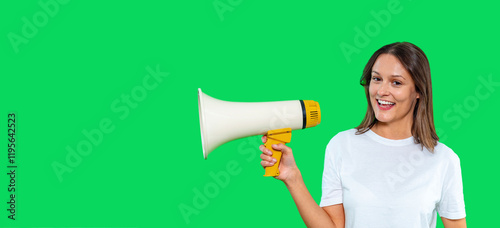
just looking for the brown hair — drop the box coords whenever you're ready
[355,42,439,152]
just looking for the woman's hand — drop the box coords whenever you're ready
[260,135,342,228]
[259,135,301,184]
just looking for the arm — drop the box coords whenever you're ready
[442,217,466,228]
[439,152,466,228]
[285,173,345,228]
[259,136,345,228]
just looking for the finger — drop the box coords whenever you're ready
[259,145,272,155]
[261,135,267,143]
[272,143,292,155]
[261,160,276,168]
[260,153,277,163]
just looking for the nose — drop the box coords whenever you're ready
[377,81,390,97]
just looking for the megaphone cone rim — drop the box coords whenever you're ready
[198,88,208,159]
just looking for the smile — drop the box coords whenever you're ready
[377,99,395,110]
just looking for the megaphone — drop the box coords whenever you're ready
[198,88,321,176]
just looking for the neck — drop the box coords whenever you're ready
[371,119,413,140]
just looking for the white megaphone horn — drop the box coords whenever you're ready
[198,88,321,176]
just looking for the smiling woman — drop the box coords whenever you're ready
[259,42,467,228]
[356,42,439,151]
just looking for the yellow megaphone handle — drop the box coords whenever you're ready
[263,128,292,177]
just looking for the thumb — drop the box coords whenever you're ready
[272,143,292,155]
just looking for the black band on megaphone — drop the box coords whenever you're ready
[299,100,306,129]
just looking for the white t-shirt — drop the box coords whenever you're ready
[319,129,466,228]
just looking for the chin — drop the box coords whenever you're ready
[374,114,394,123]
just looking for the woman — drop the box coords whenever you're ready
[259,42,466,228]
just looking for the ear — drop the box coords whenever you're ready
[416,92,420,99]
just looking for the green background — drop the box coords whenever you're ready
[1,0,499,227]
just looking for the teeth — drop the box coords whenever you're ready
[378,100,395,105]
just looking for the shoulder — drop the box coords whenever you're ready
[323,129,357,165]
[325,128,359,152]
[433,142,461,166]
[327,129,356,145]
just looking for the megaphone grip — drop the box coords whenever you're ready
[263,128,292,177]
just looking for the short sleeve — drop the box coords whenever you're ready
[437,151,466,219]
[319,135,344,207]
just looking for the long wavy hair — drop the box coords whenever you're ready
[355,42,439,152]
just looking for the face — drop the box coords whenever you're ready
[369,54,420,125]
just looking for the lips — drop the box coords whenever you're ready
[376,99,395,110]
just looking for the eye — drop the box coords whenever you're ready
[393,80,402,86]
[372,76,381,82]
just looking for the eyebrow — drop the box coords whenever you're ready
[372,71,406,80]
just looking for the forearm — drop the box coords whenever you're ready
[442,217,466,228]
[285,172,337,228]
